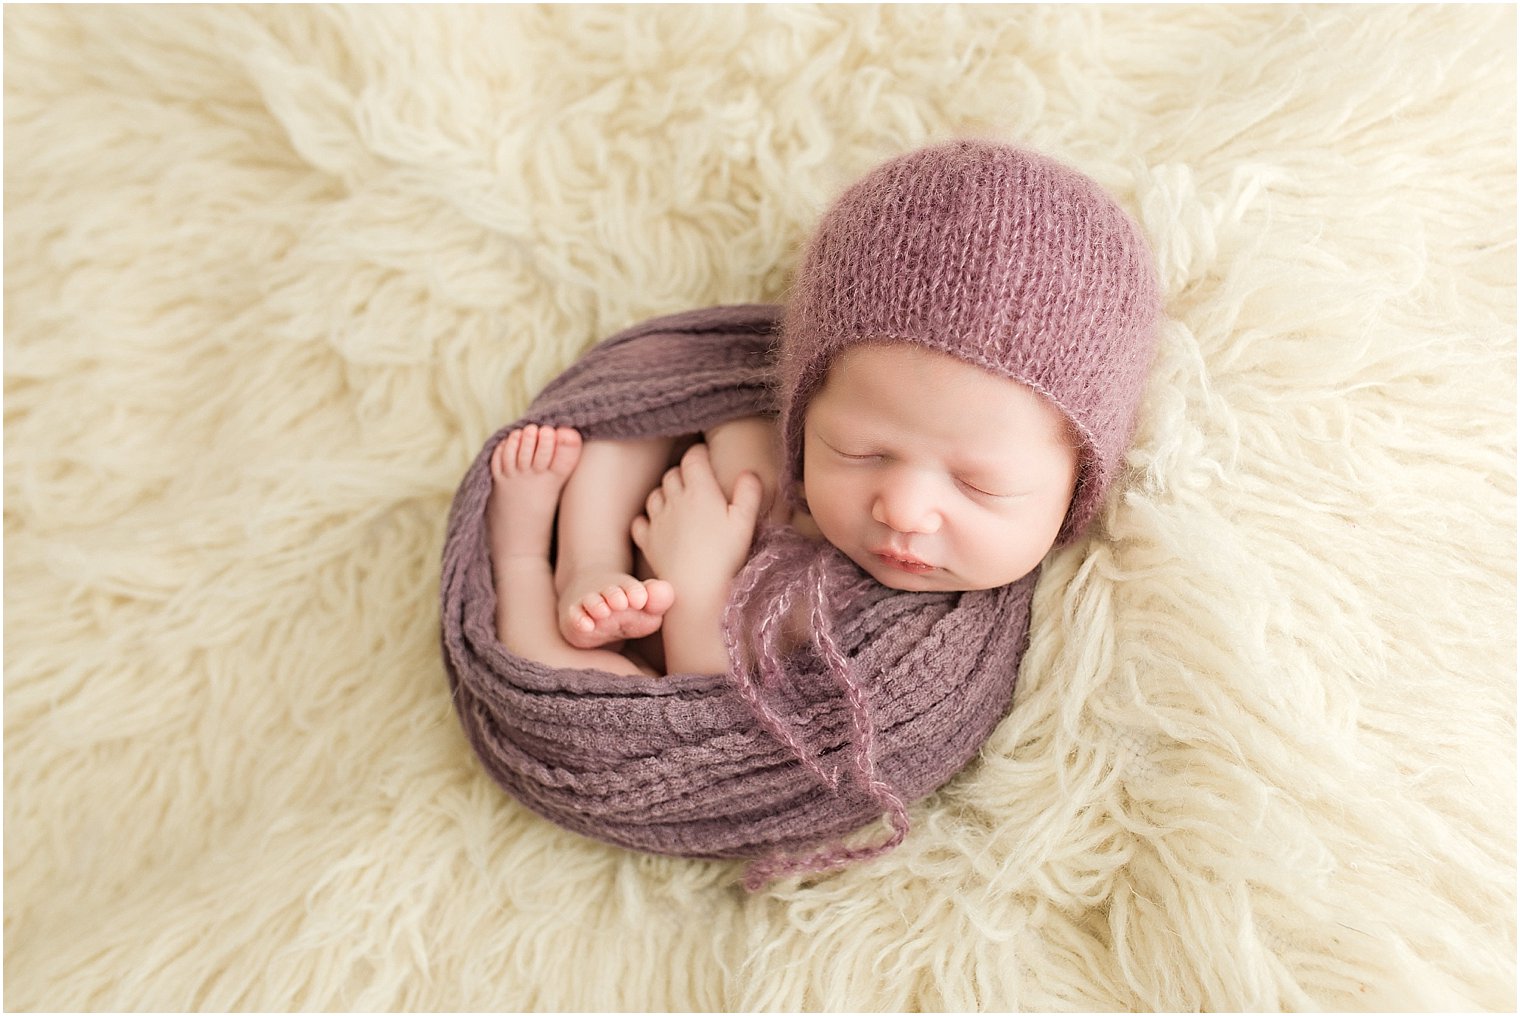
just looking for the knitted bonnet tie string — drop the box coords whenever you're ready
[719,527,839,792]
[730,530,913,891]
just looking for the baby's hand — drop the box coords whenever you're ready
[704,416,790,526]
[631,444,763,596]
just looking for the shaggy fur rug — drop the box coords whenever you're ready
[5,5,1514,1011]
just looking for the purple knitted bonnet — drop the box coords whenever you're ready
[779,139,1162,544]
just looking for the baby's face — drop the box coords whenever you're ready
[802,343,1078,592]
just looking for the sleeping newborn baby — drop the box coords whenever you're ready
[486,138,1158,681]
[486,345,1080,677]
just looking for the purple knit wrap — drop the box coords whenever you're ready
[439,305,1035,884]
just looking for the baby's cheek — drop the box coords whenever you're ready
[798,484,844,543]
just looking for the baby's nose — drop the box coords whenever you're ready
[871,479,942,535]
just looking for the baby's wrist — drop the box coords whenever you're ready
[661,580,735,675]
[665,568,737,607]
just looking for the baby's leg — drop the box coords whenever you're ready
[553,434,684,649]
[487,425,655,677]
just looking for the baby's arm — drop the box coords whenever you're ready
[703,415,789,525]
[630,443,763,675]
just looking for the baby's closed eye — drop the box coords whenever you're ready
[956,478,1014,499]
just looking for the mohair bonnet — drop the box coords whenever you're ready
[778,138,1161,543]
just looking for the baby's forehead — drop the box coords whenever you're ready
[812,342,1074,453]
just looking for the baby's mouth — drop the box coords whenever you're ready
[871,548,935,575]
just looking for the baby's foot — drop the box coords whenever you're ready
[487,424,583,565]
[557,570,676,650]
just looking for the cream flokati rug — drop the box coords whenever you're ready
[4,4,1514,1011]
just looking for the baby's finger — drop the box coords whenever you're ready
[729,471,764,525]
[679,443,721,495]
[661,463,685,497]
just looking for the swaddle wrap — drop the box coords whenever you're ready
[439,304,1036,881]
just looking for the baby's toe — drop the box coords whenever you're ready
[515,425,541,470]
[620,578,649,610]
[530,426,556,470]
[492,431,520,479]
[549,428,583,475]
[643,579,676,615]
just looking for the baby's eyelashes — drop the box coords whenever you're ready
[820,438,878,461]
[957,479,1008,499]
[958,482,1029,503]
